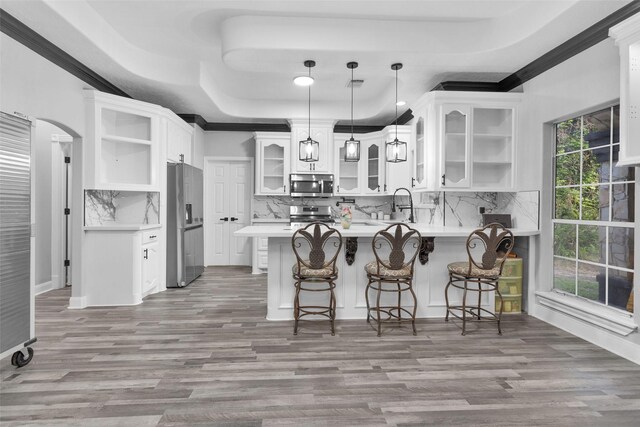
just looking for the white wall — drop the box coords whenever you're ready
[1,33,88,310]
[203,131,255,158]
[33,122,54,288]
[519,38,640,363]
[191,124,205,170]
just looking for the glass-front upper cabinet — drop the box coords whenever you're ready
[335,138,361,194]
[363,138,384,194]
[85,90,161,191]
[441,104,470,188]
[413,117,426,188]
[255,132,290,195]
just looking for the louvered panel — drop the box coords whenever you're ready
[0,111,31,354]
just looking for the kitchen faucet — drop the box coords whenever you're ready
[392,187,415,223]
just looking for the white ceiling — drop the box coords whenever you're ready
[2,0,632,125]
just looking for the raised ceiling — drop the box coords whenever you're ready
[1,0,633,125]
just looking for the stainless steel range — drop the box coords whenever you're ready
[289,205,335,228]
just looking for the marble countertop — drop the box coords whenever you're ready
[234,222,539,238]
[84,224,162,231]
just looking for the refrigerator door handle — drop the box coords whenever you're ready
[186,203,193,224]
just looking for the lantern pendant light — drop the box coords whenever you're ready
[385,63,407,163]
[299,60,319,162]
[344,61,360,162]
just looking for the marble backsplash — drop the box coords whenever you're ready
[253,195,402,221]
[85,190,160,226]
[443,191,539,229]
[253,190,539,229]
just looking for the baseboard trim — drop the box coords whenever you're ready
[67,296,88,309]
[35,280,53,295]
[533,302,640,365]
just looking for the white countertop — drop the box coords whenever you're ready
[234,222,539,238]
[84,224,162,231]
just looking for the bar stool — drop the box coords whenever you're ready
[365,223,421,336]
[445,223,514,335]
[291,222,343,336]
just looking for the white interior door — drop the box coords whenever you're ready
[228,162,251,265]
[205,159,252,266]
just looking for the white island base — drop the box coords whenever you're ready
[236,224,539,321]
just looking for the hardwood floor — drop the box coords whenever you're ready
[1,266,640,426]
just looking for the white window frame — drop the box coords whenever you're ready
[536,104,637,336]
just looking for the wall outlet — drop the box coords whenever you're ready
[478,206,486,214]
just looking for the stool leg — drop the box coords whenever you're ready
[365,278,372,324]
[477,282,482,320]
[397,282,402,321]
[444,276,452,322]
[329,282,336,336]
[408,280,417,336]
[376,280,383,337]
[293,280,301,335]
[496,284,504,335]
[461,280,468,336]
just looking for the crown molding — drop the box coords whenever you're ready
[497,0,640,91]
[0,8,130,98]
[4,3,639,129]
[431,81,501,92]
[333,124,385,134]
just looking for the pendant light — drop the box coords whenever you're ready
[386,63,407,163]
[299,60,319,162]
[344,61,360,162]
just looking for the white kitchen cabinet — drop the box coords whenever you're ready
[441,104,472,188]
[362,134,385,194]
[290,119,334,173]
[141,230,160,296]
[413,117,427,189]
[412,91,521,192]
[610,13,640,166]
[333,132,389,195]
[254,132,291,195]
[383,126,413,192]
[84,90,162,191]
[83,225,163,306]
[334,133,362,194]
[165,113,193,165]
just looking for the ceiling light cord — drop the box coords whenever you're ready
[395,66,398,140]
[351,66,354,138]
[308,66,311,136]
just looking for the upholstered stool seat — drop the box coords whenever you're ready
[365,261,412,277]
[447,261,500,279]
[364,223,421,337]
[445,223,514,335]
[291,222,342,336]
[292,263,338,277]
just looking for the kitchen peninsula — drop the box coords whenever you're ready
[235,222,539,321]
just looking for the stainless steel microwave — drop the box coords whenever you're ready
[289,173,334,198]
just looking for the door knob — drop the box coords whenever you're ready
[219,217,229,221]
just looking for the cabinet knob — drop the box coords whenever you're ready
[143,248,148,259]
[230,217,239,222]
[377,185,380,192]
[283,185,286,194]
[441,174,446,186]
[220,217,229,221]
[411,177,416,188]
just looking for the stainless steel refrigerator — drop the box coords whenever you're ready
[166,163,204,287]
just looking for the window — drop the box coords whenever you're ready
[553,106,634,313]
